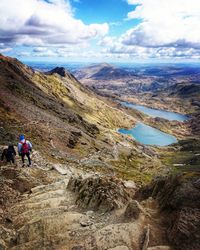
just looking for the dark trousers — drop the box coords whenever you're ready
[7,157,15,164]
[21,153,31,165]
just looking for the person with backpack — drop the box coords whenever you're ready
[1,145,16,164]
[18,135,32,167]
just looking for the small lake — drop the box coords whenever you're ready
[121,101,188,121]
[119,122,178,146]
[119,101,189,146]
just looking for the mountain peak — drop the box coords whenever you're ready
[47,66,79,82]
[48,67,70,77]
[75,63,133,81]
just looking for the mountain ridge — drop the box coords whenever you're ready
[0,54,162,183]
[75,63,136,81]
[0,55,199,250]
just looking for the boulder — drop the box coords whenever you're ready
[124,200,141,220]
[53,164,70,175]
[123,180,137,189]
[67,176,130,212]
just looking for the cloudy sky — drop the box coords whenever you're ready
[0,0,200,62]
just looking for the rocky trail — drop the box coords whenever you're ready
[0,147,172,250]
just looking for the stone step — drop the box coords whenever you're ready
[12,196,68,213]
[23,189,66,203]
[30,179,69,195]
[12,206,77,229]
[16,212,85,245]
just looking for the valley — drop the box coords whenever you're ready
[75,62,200,170]
[0,55,200,250]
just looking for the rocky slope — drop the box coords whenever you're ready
[0,55,199,250]
[1,151,199,250]
[0,54,165,183]
[0,56,127,151]
[0,153,172,250]
[137,173,200,250]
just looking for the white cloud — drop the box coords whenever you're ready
[33,49,58,57]
[124,0,200,49]
[1,0,199,61]
[17,51,31,57]
[104,40,200,60]
[99,0,200,60]
[127,0,142,4]
[23,43,91,58]
[33,47,48,53]
[0,0,109,47]
[0,47,12,53]
[98,37,116,47]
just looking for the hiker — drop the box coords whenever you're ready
[1,145,16,164]
[18,135,32,167]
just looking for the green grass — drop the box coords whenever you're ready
[160,139,200,175]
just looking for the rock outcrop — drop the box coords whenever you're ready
[67,176,131,212]
[137,173,200,250]
[48,66,78,81]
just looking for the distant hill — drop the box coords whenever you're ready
[167,83,200,98]
[75,63,136,81]
[74,63,200,105]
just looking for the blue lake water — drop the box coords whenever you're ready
[119,101,189,146]
[119,122,178,146]
[121,101,188,121]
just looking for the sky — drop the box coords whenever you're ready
[0,0,200,62]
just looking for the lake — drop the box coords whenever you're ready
[119,101,188,146]
[118,122,178,146]
[121,101,188,121]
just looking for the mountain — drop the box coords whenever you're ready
[0,55,199,250]
[74,63,180,97]
[47,66,78,81]
[75,63,136,81]
[0,55,137,159]
[75,63,200,99]
[0,54,159,179]
[167,82,200,98]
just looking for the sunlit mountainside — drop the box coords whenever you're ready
[1,0,200,249]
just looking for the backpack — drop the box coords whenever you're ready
[21,141,29,154]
